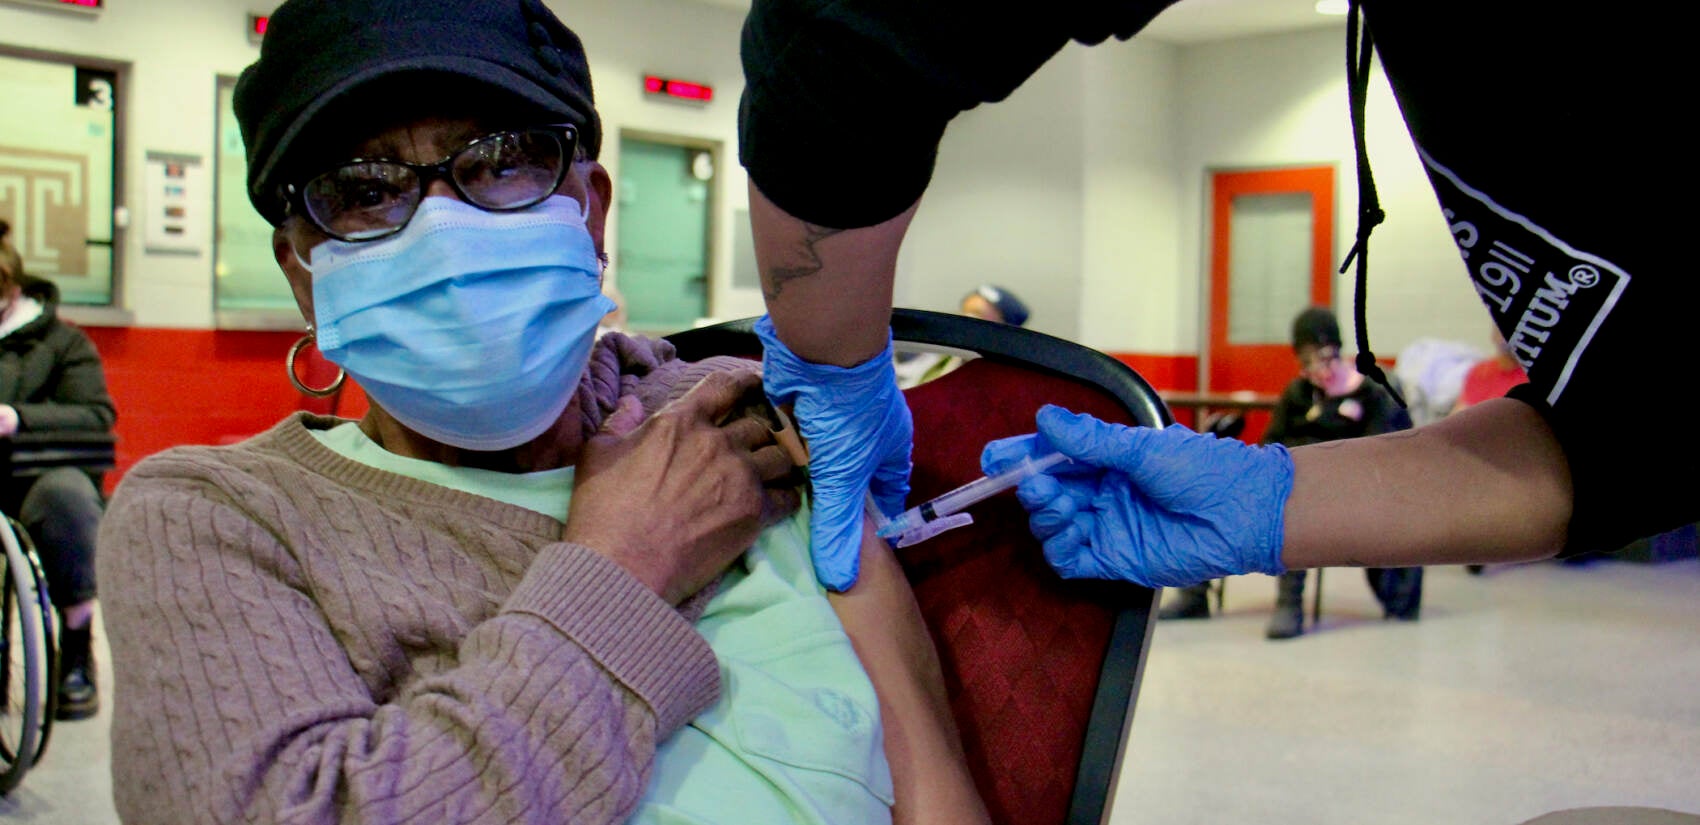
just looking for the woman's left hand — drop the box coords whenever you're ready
[565,370,799,604]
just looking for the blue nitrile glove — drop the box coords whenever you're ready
[980,405,1293,589]
[755,316,913,592]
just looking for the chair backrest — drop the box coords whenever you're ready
[668,309,1169,825]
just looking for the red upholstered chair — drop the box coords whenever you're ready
[667,308,1169,825]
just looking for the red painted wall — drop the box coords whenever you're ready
[72,330,1193,496]
[1108,352,1204,429]
[79,326,367,494]
[1109,353,1197,394]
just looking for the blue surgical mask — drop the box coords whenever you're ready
[298,195,615,452]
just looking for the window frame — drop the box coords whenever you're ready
[0,42,132,325]
[211,74,300,330]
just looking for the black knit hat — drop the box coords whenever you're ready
[234,0,601,226]
[1291,306,1342,351]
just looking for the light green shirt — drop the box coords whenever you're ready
[311,423,894,825]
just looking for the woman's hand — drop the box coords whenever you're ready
[566,370,800,604]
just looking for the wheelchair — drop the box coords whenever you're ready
[0,513,57,796]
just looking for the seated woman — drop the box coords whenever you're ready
[96,3,987,823]
[0,218,115,721]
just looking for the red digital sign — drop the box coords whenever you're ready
[3,0,105,11]
[252,15,269,36]
[643,75,713,103]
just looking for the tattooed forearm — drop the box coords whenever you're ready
[762,223,844,300]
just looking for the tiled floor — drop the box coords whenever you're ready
[5,561,1698,824]
[1111,560,1700,825]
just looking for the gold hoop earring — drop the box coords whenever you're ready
[286,328,345,397]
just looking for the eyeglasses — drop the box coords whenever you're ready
[1300,346,1343,375]
[284,124,580,242]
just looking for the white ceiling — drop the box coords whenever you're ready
[688,0,1343,45]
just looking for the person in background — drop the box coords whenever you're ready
[895,284,1029,388]
[1159,308,1420,637]
[1452,327,1529,414]
[958,284,1028,327]
[0,217,117,720]
[1390,336,1484,428]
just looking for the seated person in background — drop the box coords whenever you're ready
[895,284,1030,388]
[1453,327,1529,414]
[1160,307,1421,640]
[0,217,115,721]
[958,284,1029,328]
[96,3,988,823]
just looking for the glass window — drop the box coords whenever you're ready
[0,50,119,305]
[214,77,296,320]
[1227,191,1314,346]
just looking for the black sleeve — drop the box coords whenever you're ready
[1362,385,1410,436]
[738,0,1177,228]
[1259,379,1308,448]
[13,325,117,433]
[1363,3,1696,554]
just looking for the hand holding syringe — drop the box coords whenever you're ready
[873,451,1071,546]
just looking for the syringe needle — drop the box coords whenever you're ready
[876,451,1069,540]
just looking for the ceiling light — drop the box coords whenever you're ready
[1314,0,1349,15]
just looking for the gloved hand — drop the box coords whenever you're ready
[980,405,1293,589]
[756,316,912,592]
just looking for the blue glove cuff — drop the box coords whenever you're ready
[752,315,913,592]
[754,315,898,403]
[1252,443,1295,577]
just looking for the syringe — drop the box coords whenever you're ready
[876,450,1071,540]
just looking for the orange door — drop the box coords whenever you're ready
[1206,166,1334,441]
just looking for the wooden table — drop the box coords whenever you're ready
[1157,391,1281,438]
[1157,391,1281,412]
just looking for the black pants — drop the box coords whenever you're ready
[2,467,102,605]
[1270,567,1423,618]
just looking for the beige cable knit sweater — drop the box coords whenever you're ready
[97,334,746,824]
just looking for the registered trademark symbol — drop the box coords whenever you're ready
[1568,264,1600,288]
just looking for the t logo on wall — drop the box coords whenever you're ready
[0,52,117,302]
[0,147,91,278]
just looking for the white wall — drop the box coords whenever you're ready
[0,0,754,329]
[1079,37,1182,354]
[893,22,1485,362]
[0,1,1495,351]
[895,45,1088,342]
[565,0,759,324]
[1174,25,1484,363]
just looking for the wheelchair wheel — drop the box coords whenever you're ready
[0,515,55,796]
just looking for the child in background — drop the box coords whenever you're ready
[1160,307,1422,639]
